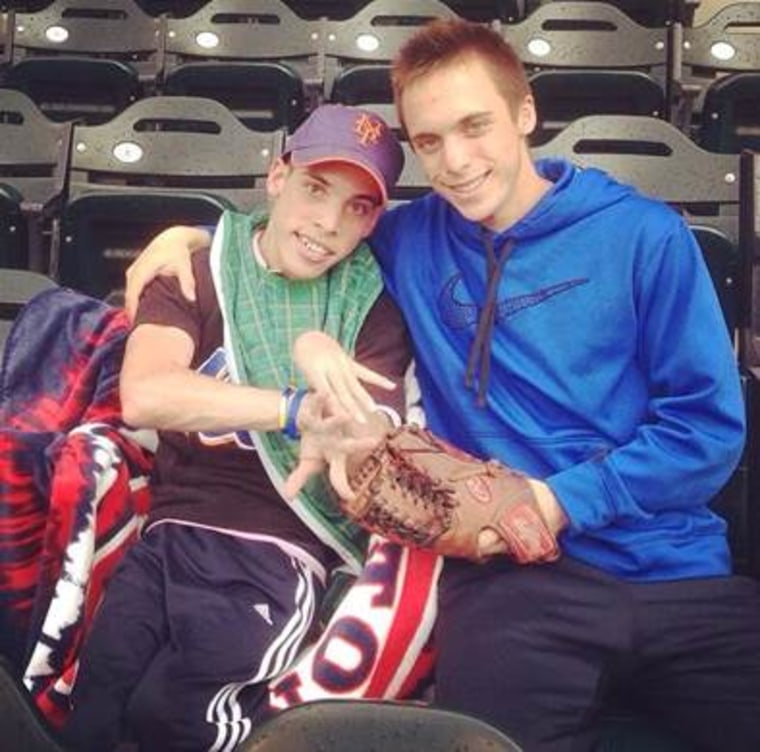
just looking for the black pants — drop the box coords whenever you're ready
[64,524,323,752]
[435,556,760,752]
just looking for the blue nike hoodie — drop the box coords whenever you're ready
[371,158,745,581]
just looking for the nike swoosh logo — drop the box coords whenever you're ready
[439,274,589,330]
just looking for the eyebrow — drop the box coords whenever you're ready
[410,110,493,141]
[462,112,493,125]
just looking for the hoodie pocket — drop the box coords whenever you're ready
[520,432,614,473]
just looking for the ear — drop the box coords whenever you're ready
[266,157,290,198]
[516,95,537,137]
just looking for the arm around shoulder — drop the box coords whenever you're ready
[124,226,213,319]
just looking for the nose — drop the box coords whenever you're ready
[315,198,343,234]
[440,135,470,174]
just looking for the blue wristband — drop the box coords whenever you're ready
[283,387,308,440]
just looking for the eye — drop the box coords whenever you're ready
[413,136,439,155]
[463,119,489,137]
[349,200,375,217]
[304,179,326,197]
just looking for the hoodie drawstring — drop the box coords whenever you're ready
[465,229,515,407]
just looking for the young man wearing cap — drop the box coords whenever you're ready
[61,104,411,752]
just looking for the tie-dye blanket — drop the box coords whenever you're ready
[0,288,154,727]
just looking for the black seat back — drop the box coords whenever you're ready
[0,88,72,270]
[60,95,281,298]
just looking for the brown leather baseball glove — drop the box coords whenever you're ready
[344,425,561,563]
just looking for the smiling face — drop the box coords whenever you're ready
[259,159,383,280]
[401,53,549,232]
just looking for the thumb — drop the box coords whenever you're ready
[328,455,355,500]
[124,270,144,321]
[177,265,197,304]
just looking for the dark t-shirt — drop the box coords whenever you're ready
[133,248,411,566]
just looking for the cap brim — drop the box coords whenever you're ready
[288,147,388,204]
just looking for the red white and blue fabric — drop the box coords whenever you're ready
[0,288,154,728]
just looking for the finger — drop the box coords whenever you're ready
[306,373,331,396]
[327,378,370,425]
[316,393,353,424]
[324,368,378,424]
[328,454,355,500]
[299,402,350,435]
[351,362,397,391]
[124,264,146,321]
[333,435,379,457]
[477,529,509,557]
[283,456,324,498]
[177,264,197,304]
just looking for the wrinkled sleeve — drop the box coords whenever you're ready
[547,219,745,531]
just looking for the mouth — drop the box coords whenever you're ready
[296,232,334,263]
[441,171,490,197]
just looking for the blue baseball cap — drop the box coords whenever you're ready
[283,104,404,203]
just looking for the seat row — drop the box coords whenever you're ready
[0,0,757,151]
[0,0,703,25]
[0,90,746,336]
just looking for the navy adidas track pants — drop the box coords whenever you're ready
[64,524,324,752]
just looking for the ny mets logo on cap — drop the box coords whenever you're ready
[354,113,384,147]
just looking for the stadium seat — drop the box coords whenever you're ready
[241,700,523,752]
[1,0,162,124]
[326,0,462,129]
[533,114,741,333]
[285,0,526,21]
[533,114,751,573]
[58,95,281,298]
[741,151,760,370]
[700,72,760,154]
[0,9,11,72]
[503,2,669,145]
[0,2,52,10]
[133,0,208,16]
[162,0,315,131]
[741,151,760,580]
[0,268,57,353]
[442,1,526,22]
[0,88,72,271]
[675,2,760,152]
[523,0,700,27]
[283,0,372,19]
[392,141,430,201]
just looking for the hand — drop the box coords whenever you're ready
[292,331,396,424]
[477,479,567,558]
[283,392,380,499]
[124,226,211,319]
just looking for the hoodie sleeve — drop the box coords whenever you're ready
[546,218,745,532]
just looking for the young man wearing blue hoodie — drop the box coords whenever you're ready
[372,19,760,751]
[125,19,760,751]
